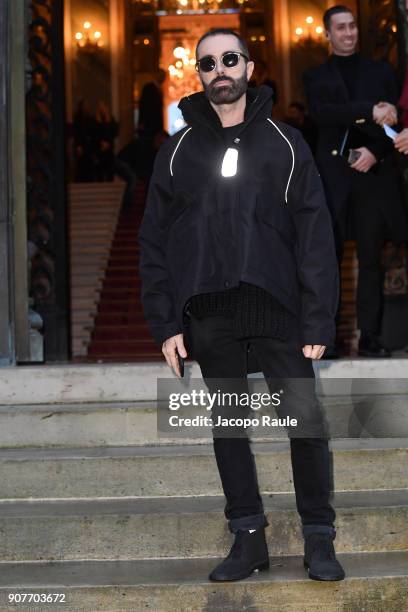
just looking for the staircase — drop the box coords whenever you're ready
[87,181,162,362]
[338,241,359,355]
[0,361,407,610]
[68,182,124,358]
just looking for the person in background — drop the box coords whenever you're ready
[395,130,408,154]
[115,129,168,212]
[94,100,119,182]
[138,69,167,137]
[249,59,278,106]
[285,101,317,154]
[73,99,97,182]
[303,4,408,358]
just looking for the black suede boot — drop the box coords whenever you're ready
[304,532,345,581]
[209,527,269,581]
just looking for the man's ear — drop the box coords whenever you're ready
[246,60,255,82]
[325,29,330,42]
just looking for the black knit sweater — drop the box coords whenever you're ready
[187,282,290,340]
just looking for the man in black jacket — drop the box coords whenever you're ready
[303,5,408,357]
[139,29,344,582]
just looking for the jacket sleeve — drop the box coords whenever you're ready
[364,62,400,161]
[138,141,182,348]
[303,69,373,128]
[287,131,339,347]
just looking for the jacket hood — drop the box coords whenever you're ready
[178,85,274,132]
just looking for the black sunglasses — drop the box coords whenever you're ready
[195,51,249,73]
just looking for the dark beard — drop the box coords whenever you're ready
[204,73,248,105]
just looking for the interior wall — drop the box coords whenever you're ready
[69,0,112,117]
[287,0,329,104]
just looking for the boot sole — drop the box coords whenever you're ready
[304,560,345,581]
[209,559,270,582]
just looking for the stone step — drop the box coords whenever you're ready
[1,361,408,405]
[0,551,406,611]
[0,490,406,561]
[70,241,112,249]
[69,225,115,233]
[87,341,155,354]
[96,302,141,313]
[71,287,100,298]
[0,439,406,500]
[90,326,154,340]
[85,354,162,362]
[69,219,116,227]
[69,214,118,222]
[104,267,139,277]
[68,181,125,188]
[98,288,142,300]
[101,279,141,288]
[71,318,95,330]
[70,257,108,267]
[69,298,98,310]
[71,344,88,356]
[2,395,408,446]
[70,268,105,277]
[93,314,148,325]
[70,277,103,287]
[71,245,110,255]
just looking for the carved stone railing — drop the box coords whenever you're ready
[26,0,69,361]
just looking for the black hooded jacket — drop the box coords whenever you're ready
[138,85,339,348]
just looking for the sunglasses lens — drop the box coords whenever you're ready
[199,56,216,72]
[223,53,239,68]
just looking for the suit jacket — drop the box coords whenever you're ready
[138,81,164,135]
[303,54,399,219]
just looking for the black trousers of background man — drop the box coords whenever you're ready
[185,312,336,530]
[334,161,408,338]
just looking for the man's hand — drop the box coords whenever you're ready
[373,102,397,126]
[350,147,377,173]
[394,128,408,154]
[302,345,326,360]
[162,333,187,377]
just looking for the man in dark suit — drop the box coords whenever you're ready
[138,69,166,136]
[303,5,408,357]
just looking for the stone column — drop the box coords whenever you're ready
[271,0,291,115]
[110,0,134,150]
[0,0,16,365]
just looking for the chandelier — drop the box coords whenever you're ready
[293,15,324,44]
[168,44,196,79]
[74,21,104,52]
[133,0,250,15]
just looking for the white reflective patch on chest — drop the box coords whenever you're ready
[221,147,238,177]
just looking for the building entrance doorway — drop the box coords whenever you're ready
[0,0,405,365]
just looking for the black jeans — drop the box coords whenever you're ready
[185,312,336,535]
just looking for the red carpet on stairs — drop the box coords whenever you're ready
[87,182,163,362]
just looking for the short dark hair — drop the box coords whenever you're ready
[323,5,353,31]
[196,29,250,60]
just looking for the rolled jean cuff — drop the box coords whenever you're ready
[228,513,268,534]
[302,524,336,539]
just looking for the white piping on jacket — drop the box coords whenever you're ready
[170,127,192,176]
[266,118,295,204]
